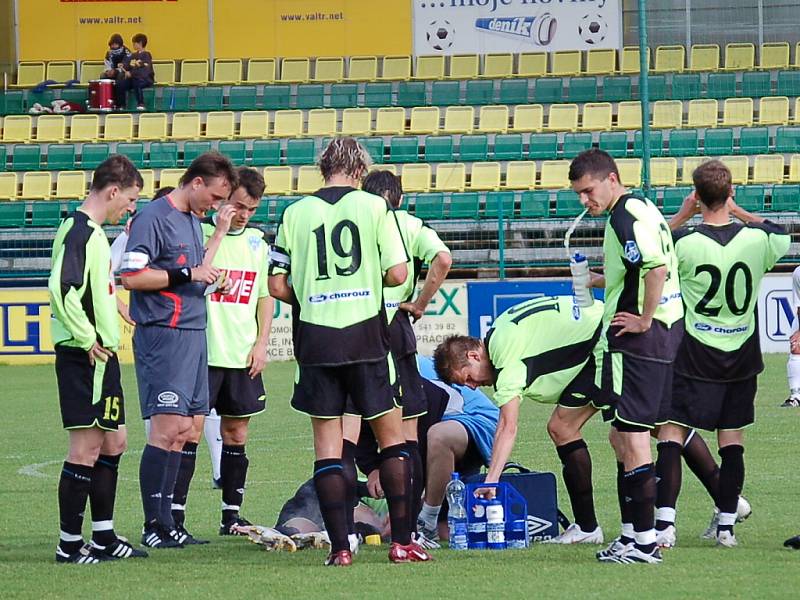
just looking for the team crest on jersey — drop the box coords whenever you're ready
[248,235,261,253]
[623,240,641,263]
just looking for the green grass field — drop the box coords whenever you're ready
[1,357,798,599]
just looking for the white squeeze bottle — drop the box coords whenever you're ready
[570,253,594,307]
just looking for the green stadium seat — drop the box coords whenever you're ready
[218,141,247,166]
[81,144,110,169]
[776,71,800,97]
[735,185,766,211]
[0,202,26,228]
[413,192,445,220]
[598,131,628,158]
[668,129,699,157]
[738,127,770,155]
[45,144,74,170]
[662,186,692,213]
[125,88,156,111]
[499,80,529,105]
[330,84,358,109]
[389,136,418,163]
[568,77,598,103]
[156,87,191,111]
[286,138,315,165]
[494,134,524,161]
[465,80,494,105]
[28,89,55,108]
[448,192,479,219]
[632,130,663,157]
[295,84,324,109]
[483,191,515,219]
[528,133,558,159]
[741,71,771,98]
[533,79,563,104]
[776,127,800,153]
[251,200,270,224]
[60,88,89,106]
[271,197,297,223]
[117,143,145,167]
[672,74,701,101]
[519,190,550,218]
[251,139,281,166]
[397,82,425,107]
[555,189,582,217]
[459,135,489,161]
[227,86,259,110]
[11,145,41,171]
[707,73,737,100]
[770,184,800,211]
[149,142,179,168]
[424,136,454,163]
[30,201,62,227]
[645,75,667,101]
[704,128,734,155]
[358,137,384,164]
[183,141,212,165]
[262,85,291,110]
[0,91,25,116]
[0,145,5,170]
[364,83,392,108]
[602,76,632,102]
[562,133,593,158]
[431,81,460,106]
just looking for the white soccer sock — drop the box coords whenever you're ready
[419,502,441,529]
[787,354,800,395]
[718,512,737,527]
[204,410,222,481]
[634,529,656,547]
[656,507,676,525]
[621,522,635,540]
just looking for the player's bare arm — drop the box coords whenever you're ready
[612,265,667,336]
[400,250,452,322]
[668,191,700,230]
[203,204,236,265]
[476,396,521,499]
[268,273,294,303]
[383,262,408,287]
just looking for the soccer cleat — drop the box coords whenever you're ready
[701,509,720,540]
[609,545,663,564]
[543,523,604,545]
[55,543,111,564]
[783,534,800,549]
[290,531,329,550]
[388,542,433,563]
[324,549,352,566]
[90,537,149,560]
[141,522,183,549]
[212,477,222,490]
[413,530,441,550]
[716,530,738,548]
[596,537,634,562]
[220,515,253,536]
[174,525,209,545]
[780,396,800,407]
[655,525,677,549]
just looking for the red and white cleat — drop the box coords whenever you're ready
[388,542,433,563]
[324,549,352,566]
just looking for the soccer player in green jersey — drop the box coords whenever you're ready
[656,160,790,548]
[268,138,430,566]
[569,149,684,564]
[433,295,607,544]
[49,155,148,563]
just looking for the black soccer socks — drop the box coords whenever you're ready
[159,451,181,528]
[655,441,682,530]
[718,444,745,533]
[683,430,720,506]
[340,440,358,536]
[58,461,93,554]
[556,439,598,533]
[616,461,634,543]
[139,444,170,525]
[313,459,350,553]
[380,443,412,546]
[90,453,122,546]
[171,442,198,528]
[405,440,424,533]
[625,463,657,552]
[221,444,249,523]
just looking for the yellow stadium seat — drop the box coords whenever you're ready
[538,161,571,189]
[722,98,753,127]
[443,106,474,134]
[585,49,616,75]
[314,57,344,83]
[69,114,100,142]
[400,164,431,193]
[449,55,479,79]
[136,113,168,141]
[297,166,324,195]
[434,163,466,192]
[511,104,543,132]
[517,53,547,78]
[152,61,176,85]
[655,45,685,73]
[138,170,155,197]
[180,59,209,85]
[213,59,242,84]
[263,167,294,195]
[724,43,755,71]
[796,98,800,124]
[20,171,52,199]
[415,56,445,80]
[272,110,304,138]
[504,161,537,189]
[47,61,76,82]
[369,164,398,174]
[0,173,18,200]
[650,158,678,187]
[205,111,235,139]
[348,56,378,82]
[720,155,749,185]
[796,44,800,69]
[159,169,184,189]
[759,42,790,70]
[616,101,642,130]
[482,54,513,78]
[237,111,269,139]
[689,44,720,72]
[409,107,440,135]
[687,99,718,129]
[279,57,310,84]
[788,154,800,182]
[340,108,372,136]
[551,51,581,76]
[34,115,66,142]
[581,103,613,131]
[2,116,31,142]
[307,109,337,137]
[617,158,642,188]
[469,162,501,191]
[55,171,86,199]
[381,55,412,81]
[478,105,509,134]
[14,62,45,87]
[79,60,106,85]
[545,104,579,132]
[374,107,406,135]
[102,113,133,141]
[680,157,709,185]
[620,46,650,74]
[758,96,789,126]
[752,155,785,184]
[652,100,683,129]
[246,58,276,84]
[171,112,201,140]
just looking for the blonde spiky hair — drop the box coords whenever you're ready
[318,137,372,181]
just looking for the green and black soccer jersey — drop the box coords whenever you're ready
[673,220,790,381]
[601,194,684,361]
[269,186,408,366]
[486,296,604,407]
[49,210,119,351]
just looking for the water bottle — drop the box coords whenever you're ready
[445,472,468,551]
[570,253,594,307]
[486,497,506,550]
[468,498,488,549]
[507,519,528,549]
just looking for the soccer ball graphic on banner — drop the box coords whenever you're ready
[578,14,608,45]
[426,20,455,51]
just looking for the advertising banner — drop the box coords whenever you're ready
[757,273,797,353]
[413,0,621,55]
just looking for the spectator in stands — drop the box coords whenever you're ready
[103,33,131,104]
[116,33,155,111]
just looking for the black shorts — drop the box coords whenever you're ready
[600,351,672,429]
[55,345,125,431]
[669,373,756,432]
[395,353,428,420]
[438,428,485,524]
[558,355,607,409]
[208,367,266,418]
[292,359,398,420]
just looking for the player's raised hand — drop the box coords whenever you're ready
[612,311,652,336]
[88,341,113,366]
[214,204,237,236]
[399,301,424,323]
[191,263,220,285]
[247,340,269,378]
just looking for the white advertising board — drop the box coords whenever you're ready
[758,272,798,353]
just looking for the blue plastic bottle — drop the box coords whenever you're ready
[445,473,468,550]
[468,498,489,549]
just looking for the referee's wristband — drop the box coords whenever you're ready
[167,267,192,287]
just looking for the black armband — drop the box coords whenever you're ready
[167,267,192,286]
